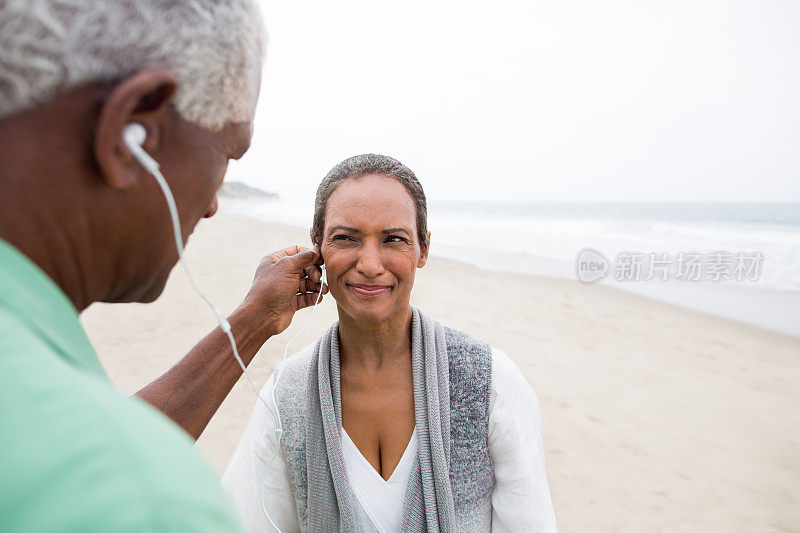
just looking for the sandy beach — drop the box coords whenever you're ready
[80,212,800,532]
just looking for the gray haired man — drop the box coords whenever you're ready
[0,1,324,531]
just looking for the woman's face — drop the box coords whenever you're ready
[320,174,428,325]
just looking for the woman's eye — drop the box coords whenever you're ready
[332,234,354,242]
[385,235,409,244]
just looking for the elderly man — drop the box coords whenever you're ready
[0,1,319,531]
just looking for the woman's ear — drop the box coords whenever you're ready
[417,231,431,268]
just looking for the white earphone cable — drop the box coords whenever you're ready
[128,141,270,410]
[260,279,323,532]
[127,131,324,533]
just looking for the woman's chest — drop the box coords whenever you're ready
[340,370,416,481]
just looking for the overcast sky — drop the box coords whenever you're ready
[226,0,800,203]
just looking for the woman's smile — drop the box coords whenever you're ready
[348,283,393,297]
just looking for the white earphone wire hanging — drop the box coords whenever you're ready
[124,123,324,532]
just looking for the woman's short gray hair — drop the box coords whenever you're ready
[312,154,429,255]
[0,0,267,131]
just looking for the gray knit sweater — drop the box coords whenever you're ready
[272,325,495,531]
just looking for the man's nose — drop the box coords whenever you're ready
[203,196,218,218]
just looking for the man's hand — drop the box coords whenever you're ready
[136,244,328,440]
[241,245,329,337]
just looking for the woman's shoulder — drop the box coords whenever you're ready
[261,342,318,448]
[441,324,492,355]
[487,346,543,435]
[489,346,529,388]
[438,320,538,414]
[433,319,532,397]
[280,341,317,373]
[436,322,493,393]
[268,342,317,398]
[439,324,494,428]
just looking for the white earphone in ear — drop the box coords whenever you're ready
[123,122,159,174]
[123,122,147,148]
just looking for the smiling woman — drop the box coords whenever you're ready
[321,175,427,326]
[222,154,558,532]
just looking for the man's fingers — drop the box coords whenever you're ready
[304,264,322,283]
[264,244,316,266]
[294,291,323,310]
[281,248,319,272]
[265,244,303,263]
[297,278,328,294]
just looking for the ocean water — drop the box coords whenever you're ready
[224,198,800,293]
[221,198,800,336]
[428,201,800,293]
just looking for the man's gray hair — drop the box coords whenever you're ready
[0,0,267,130]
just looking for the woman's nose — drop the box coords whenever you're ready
[356,243,384,278]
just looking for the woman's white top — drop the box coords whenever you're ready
[221,347,558,532]
[341,425,417,532]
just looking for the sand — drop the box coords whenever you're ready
[80,211,800,532]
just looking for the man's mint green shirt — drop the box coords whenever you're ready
[0,238,244,532]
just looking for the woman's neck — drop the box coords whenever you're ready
[337,305,413,372]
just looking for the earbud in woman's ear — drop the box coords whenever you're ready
[313,241,327,286]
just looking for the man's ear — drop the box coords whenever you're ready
[95,68,177,189]
[418,231,431,268]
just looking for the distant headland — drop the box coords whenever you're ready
[218,181,279,199]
